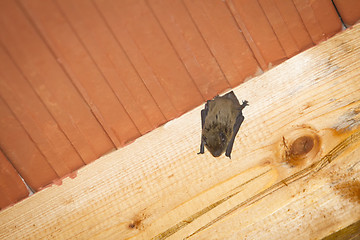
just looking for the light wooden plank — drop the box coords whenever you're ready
[0,24,360,240]
[322,219,360,240]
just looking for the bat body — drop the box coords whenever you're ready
[198,91,248,158]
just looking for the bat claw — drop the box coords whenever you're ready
[238,100,248,111]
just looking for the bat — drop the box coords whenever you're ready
[198,91,248,158]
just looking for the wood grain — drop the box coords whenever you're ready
[322,219,360,240]
[0,22,359,240]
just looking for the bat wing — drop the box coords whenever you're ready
[225,113,244,158]
[198,101,209,154]
[225,100,248,158]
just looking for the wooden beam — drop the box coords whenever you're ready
[1,24,360,240]
[322,219,360,240]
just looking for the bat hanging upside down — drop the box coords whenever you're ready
[198,91,248,158]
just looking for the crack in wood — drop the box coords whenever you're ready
[151,168,272,240]
[152,130,360,239]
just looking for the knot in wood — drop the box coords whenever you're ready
[281,126,321,167]
[290,136,314,157]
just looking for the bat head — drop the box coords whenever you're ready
[202,124,232,157]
